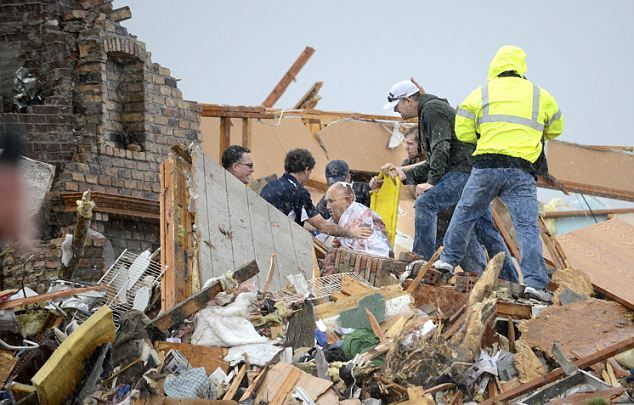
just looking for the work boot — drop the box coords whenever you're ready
[524,286,553,303]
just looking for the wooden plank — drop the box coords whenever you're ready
[241,118,252,149]
[538,217,567,270]
[0,350,16,385]
[341,274,373,296]
[173,157,193,307]
[170,144,192,164]
[262,46,315,108]
[539,140,634,202]
[0,286,105,310]
[495,301,532,320]
[154,341,228,373]
[225,172,256,271]
[542,207,634,218]
[290,221,313,281]
[491,199,521,260]
[482,336,634,404]
[365,307,386,343]
[239,366,269,402]
[507,315,516,353]
[555,218,634,309]
[223,363,247,400]
[406,246,443,295]
[191,147,215,284]
[294,81,323,110]
[151,260,259,331]
[267,204,300,290]
[262,252,277,292]
[202,152,235,279]
[160,159,169,308]
[60,192,159,220]
[161,155,193,310]
[219,117,232,159]
[269,366,302,405]
[246,188,278,289]
[199,103,413,122]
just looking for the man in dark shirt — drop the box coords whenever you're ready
[261,149,372,240]
[378,80,516,280]
[315,160,371,220]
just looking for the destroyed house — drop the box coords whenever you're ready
[0,1,633,404]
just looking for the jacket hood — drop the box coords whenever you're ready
[488,45,528,80]
[418,93,448,110]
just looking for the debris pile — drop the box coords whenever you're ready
[1,145,632,405]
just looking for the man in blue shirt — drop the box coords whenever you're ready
[261,149,372,240]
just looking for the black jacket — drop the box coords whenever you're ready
[405,94,475,185]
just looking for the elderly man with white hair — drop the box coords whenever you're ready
[324,182,390,258]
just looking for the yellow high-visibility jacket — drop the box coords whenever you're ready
[455,45,564,164]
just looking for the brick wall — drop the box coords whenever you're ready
[323,248,415,287]
[0,0,200,290]
[1,232,107,292]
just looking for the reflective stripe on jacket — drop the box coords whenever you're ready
[455,46,564,164]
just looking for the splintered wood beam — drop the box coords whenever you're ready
[305,177,328,192]
[160,155,194,311]
[59,192,159,220]
[482,336,634,404]
[151,260,259,331]
[262,46,315,108]
[491,201,521,261]
[0,286,105,310]
[542,207,634,218]
[538,217,568,270]
[406,246,443,295]
[294,81,323,109]
[199,103,413,122]
[219,117,232,158]
[60,191,94,279]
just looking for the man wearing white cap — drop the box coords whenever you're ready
[379,80,517,281]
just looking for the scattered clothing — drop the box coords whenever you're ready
[343,328,379,360]
[164,367,213,399]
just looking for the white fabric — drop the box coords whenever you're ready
[335,201,390,257]
[191,292,267,347]
[224,342,283,366]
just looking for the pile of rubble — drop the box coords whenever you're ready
[1,183,633,405]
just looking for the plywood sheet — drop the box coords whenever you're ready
[546,140,634,201]
[189,146,313,291]
[154,341,229,373]
[555,218,634,308]
[317,120,404,173]
[518,299,634,361]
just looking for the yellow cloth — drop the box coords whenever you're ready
[370,172,401,245]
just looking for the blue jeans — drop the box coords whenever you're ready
[413,171,517,280]
[441,168,548,289]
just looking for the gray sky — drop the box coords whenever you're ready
[116,0,633,147]
[115,0,634,208]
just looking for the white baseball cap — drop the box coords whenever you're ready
[382,80,419,110]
